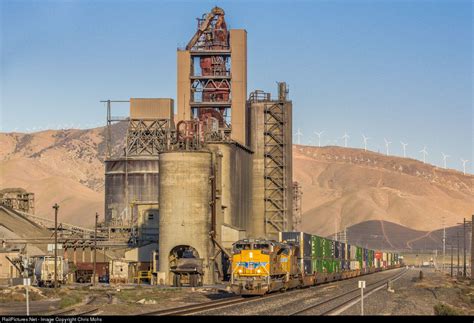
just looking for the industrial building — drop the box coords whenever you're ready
[103,7,295,285]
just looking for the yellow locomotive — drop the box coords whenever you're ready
[230,238,301,295]
[229,232,402,296]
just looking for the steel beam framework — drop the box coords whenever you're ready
[125,119,170,156]
[263,102,288,235]
[0,193,34,214]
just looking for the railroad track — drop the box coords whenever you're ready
[288,268,409,316]
[141,287,313,316]
[44,292,113,316]
[141,268,406,316]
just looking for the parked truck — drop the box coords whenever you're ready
[169,248,203,287]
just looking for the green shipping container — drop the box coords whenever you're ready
[368,250,374,267]
[323,259,332,273]
[312,259,324,273]
[311,236,324,258]
[323,238,332,258]
[334,260,341,273]
[356,247,363,261]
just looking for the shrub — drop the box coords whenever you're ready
[434,303,462,316]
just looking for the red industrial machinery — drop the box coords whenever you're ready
[187,7,230,130]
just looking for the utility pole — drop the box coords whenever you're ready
[457,231,460,276]
[463,218,467,277]
[457,218,472,278]
[53,203,59,289]
[23,257,30,316]
[471,214,474,280]
[450,244,453,277]
[442,216,446,273]
[93,212,98,286]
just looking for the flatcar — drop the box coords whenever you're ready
[229,232,401,296]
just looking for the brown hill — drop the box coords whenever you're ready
[344,220,470,252]
[0,123,127,227]
[294,145,473,239]
[0,128,472,246]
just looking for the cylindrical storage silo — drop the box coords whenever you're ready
[104,157,159,224]
[158,150,215,285]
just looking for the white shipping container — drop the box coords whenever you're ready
[350,246,357,260]
[350,261,360,270]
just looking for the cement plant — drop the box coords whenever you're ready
[0,4,473,318]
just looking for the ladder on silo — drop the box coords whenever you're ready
[263,101,288,236]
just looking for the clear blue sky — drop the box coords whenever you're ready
[1,0,472,172]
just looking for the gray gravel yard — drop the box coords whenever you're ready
[196,268,405,315]
[340,268,473,315]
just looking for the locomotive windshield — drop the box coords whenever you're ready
[234,243,251,251]
[253,243,270,250]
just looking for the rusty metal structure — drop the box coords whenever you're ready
[187,7,231,132]
[263,82,290,235]
[177,7,247,146]
[99,7,296,286]
[0,189,35,214]
[248,84,293,239]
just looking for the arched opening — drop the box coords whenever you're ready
[168,245,203,287]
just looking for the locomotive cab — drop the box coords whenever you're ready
[229,239,297,296]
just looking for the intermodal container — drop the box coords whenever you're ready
[350,260,360,270]
[334,241,340,258]
[323,238,333,258]
[279,232,312,258]
[312,259,324,273]
[303,258,313,275]
[340,243,346,260]
[311,235,324,258]
[349,245,354,260]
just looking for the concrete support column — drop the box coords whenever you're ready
[73,248,77,265]
[82,248,85,263]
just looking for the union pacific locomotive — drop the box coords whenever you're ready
[230,232,401,295]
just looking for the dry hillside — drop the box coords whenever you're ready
[0,123,127,227]
[294,145,473,241]
[0,128,472,246]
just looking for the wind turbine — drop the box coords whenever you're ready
[441,152,450,169]
[419,146,428,164]
[342,132,350,147]
[314,131,324,147]
[362,134,370,151]
[294,128,303,145]
[383,138,392,156]
[400,141,408,158]
[460,158,469,175]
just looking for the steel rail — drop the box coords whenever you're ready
[140,267,403,316]
[43,293,113,316]
[288,268,409,316]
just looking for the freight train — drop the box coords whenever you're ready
[230,232,401,295]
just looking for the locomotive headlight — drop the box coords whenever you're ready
[256,269,261,274]
[238,269,243,273]
[249,252,253,258]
